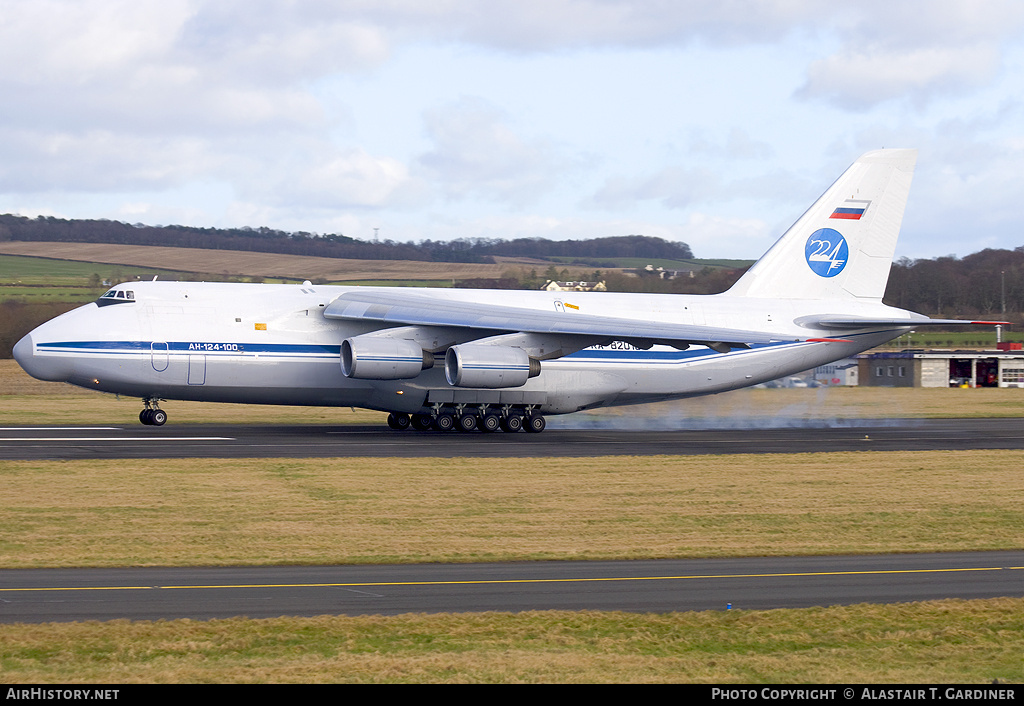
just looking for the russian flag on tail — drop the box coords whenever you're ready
[830,199,870,220]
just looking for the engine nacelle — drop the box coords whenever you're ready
[445,345,541,388]
[341,337,432,380]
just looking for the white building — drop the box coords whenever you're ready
[813,358,859,386]
[542,280,607,292]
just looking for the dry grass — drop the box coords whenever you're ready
[0,241,542,282]
[2,600,1022,683]
[2,450,1022,568]
[0,393,388,426]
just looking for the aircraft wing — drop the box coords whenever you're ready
[323,289,802,348]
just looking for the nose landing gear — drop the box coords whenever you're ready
[139,399,167,426]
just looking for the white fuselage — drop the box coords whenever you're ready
[15,281,913,416]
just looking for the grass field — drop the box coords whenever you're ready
[0,241,577,284]
[3,600,1021,683]
[3,449,1023,568]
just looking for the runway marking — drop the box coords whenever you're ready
[1,427,121,431]
[0,437,235,442]
[4,565,1021,593]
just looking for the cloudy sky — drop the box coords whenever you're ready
[2,0,1024,260]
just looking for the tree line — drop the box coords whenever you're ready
[0,214,693,265]
[884,248,1024,319]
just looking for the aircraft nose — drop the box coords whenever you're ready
[13,332,72,382]
[12,332,34,370]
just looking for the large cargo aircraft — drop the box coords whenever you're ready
[13,149,996,432]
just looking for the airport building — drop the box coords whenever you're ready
[812,358,859,386]
[857,347,1024,388]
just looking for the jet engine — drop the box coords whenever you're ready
[444,345,541,388]
[341,336,433,380]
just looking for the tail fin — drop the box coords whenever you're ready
[726,148,917,300]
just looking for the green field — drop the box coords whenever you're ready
[3,600,1021,683]
[0,254,461,306]
[0,254,305,304]
[338,279,455,287]
[881,329,1024,348]
[0,254,182,303]
[0,253,183,285]
[545,255,754,270]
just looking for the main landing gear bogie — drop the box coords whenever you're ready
[386,406,546,434]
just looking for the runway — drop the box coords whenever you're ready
[2,552,1021,623]
[3,417,1024,460]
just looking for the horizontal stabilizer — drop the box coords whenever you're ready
[803,315,1010,329]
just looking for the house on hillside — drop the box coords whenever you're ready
[542,280,606,292]
[642,264,695,279]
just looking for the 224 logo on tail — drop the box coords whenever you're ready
[805,228,848,277]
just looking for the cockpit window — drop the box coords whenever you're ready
[96,288,136,307]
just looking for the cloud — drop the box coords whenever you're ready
[589,167,721,211]
[0,1,391,136]
[688,129,775,161]
[798,45,1002,110]
[418,0,813,51]
[417,98,568,206]
[0,128,217,193]
[680,212,772,259]
[0,0,191,83]
[268,146,427,211]
[794,1,1024,109]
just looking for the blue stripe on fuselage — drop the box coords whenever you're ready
[35,338,838,366]
[37,341,341,356]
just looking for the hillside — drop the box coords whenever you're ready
[0,241,526,282]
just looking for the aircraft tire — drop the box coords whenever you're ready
[140,410,151,425]
[150,409,167,426]
[433,413,456,432]
[411,414,433,431]
[480,413,502,432]
[387,412,411,430]
[457,414,478,432]
[525,414,546,433]
[500,415,523,433]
